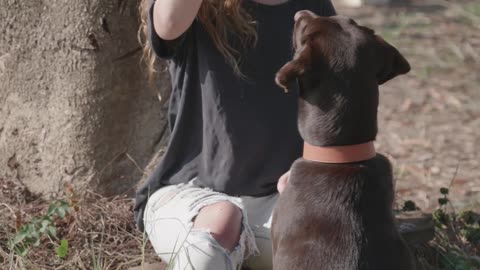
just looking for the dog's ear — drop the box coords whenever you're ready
[375,36,411,85]
[275,45,312,92]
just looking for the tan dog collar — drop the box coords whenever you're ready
[303,141,376,163]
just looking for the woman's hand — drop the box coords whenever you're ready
[277,170,290,194]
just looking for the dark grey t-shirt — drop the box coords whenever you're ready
[135,0,336,231]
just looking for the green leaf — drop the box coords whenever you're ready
[440,187,449,195]
[58,200,69,208]
[12,238,24,248]
[433,209,448,226]
[31,217,42,226]
[47,225,57,238]
[29,228,40,240]
[39,218,52,233]
[438,197,449,206]
[26,223,36,237]
[47,204,57,216]
[458,210,476,225]
[15,245,28,257]
[56,239,69,259]
[8,239,14,250]
[42,216,53,223]
[402,200,417,212]
[465,228,480,245]
[33,238,41,247]
[56,207,66,218]
[13,230,28,245]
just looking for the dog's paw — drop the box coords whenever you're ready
[277,171,290,194]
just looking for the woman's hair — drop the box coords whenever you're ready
[138,0,257,79]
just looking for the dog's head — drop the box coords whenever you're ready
[276,11,410,90]
[276,12,411,145]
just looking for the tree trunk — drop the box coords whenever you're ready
[0,0,170,197]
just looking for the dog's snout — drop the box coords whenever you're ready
[294,10,315,22]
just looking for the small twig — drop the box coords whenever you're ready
[0,204,17,270]
[0,203,15,216]
[125,153,145,174]
[98,150,127,175]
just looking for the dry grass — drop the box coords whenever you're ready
[1,179,479,270]
[0,178,160,270]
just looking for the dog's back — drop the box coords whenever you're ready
[272,154,415,270]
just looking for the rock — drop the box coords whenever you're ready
[396,211,435,245]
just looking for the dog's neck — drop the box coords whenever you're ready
[303,141,376,163]
[297,78,379,146]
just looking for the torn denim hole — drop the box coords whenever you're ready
[186,230,243,270]
[144,181,261,269]
[185,195,259,262]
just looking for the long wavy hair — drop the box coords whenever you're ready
[138,0,258,80]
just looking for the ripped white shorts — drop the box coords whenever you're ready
[143,179,278,270]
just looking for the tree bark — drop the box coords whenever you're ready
[0,0,170,197]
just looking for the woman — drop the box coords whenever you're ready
[135,0,336,269]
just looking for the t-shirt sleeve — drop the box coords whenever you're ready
[147,0,188,59]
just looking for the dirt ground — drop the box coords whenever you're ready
[335,0,480,211]
[1,0,479,269]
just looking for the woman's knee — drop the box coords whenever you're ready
[193,201,243,251]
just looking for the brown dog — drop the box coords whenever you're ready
[271,11,415,270]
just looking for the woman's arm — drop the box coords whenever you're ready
[152,0,203,40]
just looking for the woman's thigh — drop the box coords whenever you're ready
[143,181,258,268]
